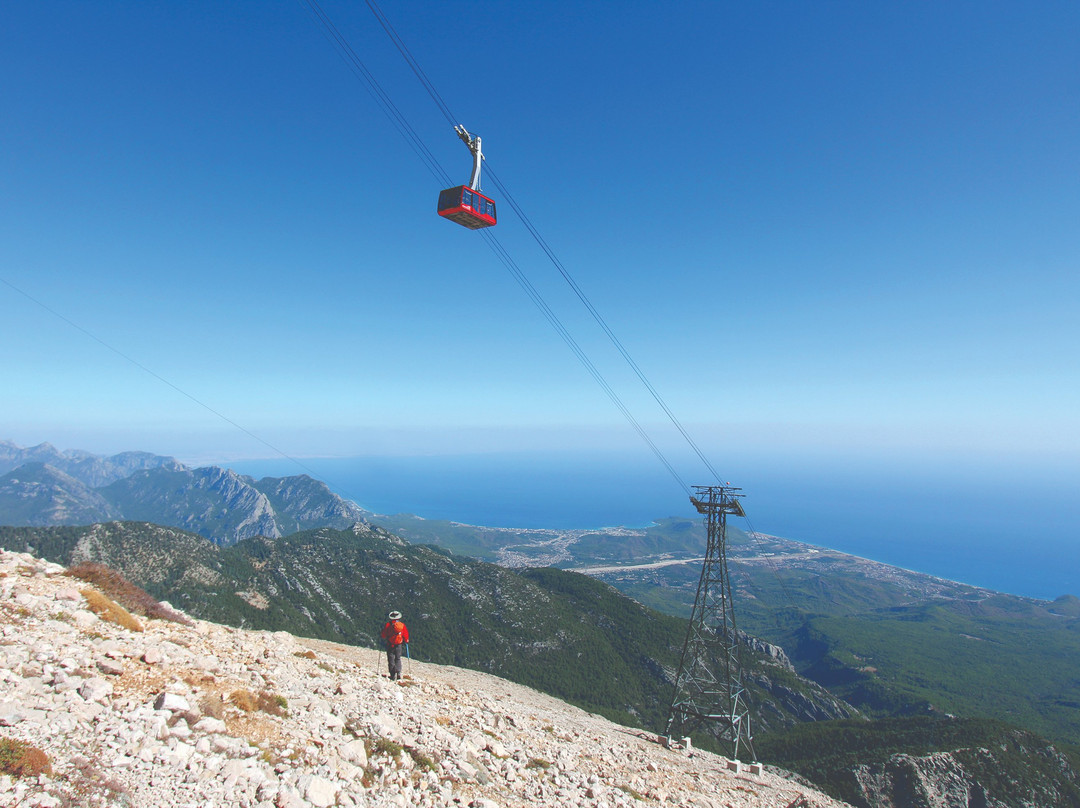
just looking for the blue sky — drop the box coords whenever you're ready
[2,1,1078,495]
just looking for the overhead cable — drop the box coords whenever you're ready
[0,276,331,485]
[355,0,800,612]
[478,230,691,495]
[302,0,688,494]
[360,0,726,487]
[302,0,452,186]
[485,166,726,485]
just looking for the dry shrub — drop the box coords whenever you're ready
[294,650,317,660]
[229,688,287,717]
[372,738,403,760]
[0,738,51,778]
[257,691,288,717]
[229,689,258,712]
[65,563,191,625]
[81,588,144,632]
[407,748,437,772]
[198,693,226,721]
[360,767,376,788]
[67,756,131,803]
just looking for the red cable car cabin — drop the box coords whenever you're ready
[437,185,497,229]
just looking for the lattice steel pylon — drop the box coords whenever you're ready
[664,484,756,761]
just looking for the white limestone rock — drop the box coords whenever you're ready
[77,677,113,704]
[0,702,24,726]
[339,738,368,768]
[154,692,192,713]
[193,716,228,734]
[72,610,99,628]
[97,658,125,676]
[298,775,338,808]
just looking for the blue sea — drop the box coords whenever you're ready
[226,451,1079,602]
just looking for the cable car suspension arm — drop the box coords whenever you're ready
[455,125,483,191]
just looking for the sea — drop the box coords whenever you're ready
[225,451,1079,602]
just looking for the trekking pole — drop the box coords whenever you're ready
[406,642,411,676]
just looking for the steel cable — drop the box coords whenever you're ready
[302,0,689,495]
[359,0,726,487]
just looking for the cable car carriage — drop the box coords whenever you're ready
[437,125,497,229]
[438,185,496,229]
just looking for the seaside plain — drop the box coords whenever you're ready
[226,451,1080,602]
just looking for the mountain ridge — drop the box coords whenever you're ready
[0,441,365,545]
[0,439,183,486]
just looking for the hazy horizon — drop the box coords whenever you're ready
[2,432,1076,600]
[223,445,1080,603]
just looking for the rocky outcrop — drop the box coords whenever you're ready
[749,671,859,733]
[0,549,850,807]
[250,475,367,535]
[841,735,1080,808]
[850,752,996,808]
[102,466,281,544]
[740,631,795,672]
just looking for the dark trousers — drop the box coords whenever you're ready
[386,643,403,679]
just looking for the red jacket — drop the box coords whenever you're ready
[381,620,409,647]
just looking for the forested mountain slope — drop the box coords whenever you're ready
[0,521,855,738]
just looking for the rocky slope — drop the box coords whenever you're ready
[0,549,849,808]
[851,752,1017,808]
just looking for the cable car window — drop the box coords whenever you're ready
[463,190,473,208]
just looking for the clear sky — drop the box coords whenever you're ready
[2,1,1078,496]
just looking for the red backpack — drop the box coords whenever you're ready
[385,620,405,646]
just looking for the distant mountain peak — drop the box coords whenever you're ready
[0,439,182,487]
[0,439,365,546]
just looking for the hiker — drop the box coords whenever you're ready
[380,610,409,681]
